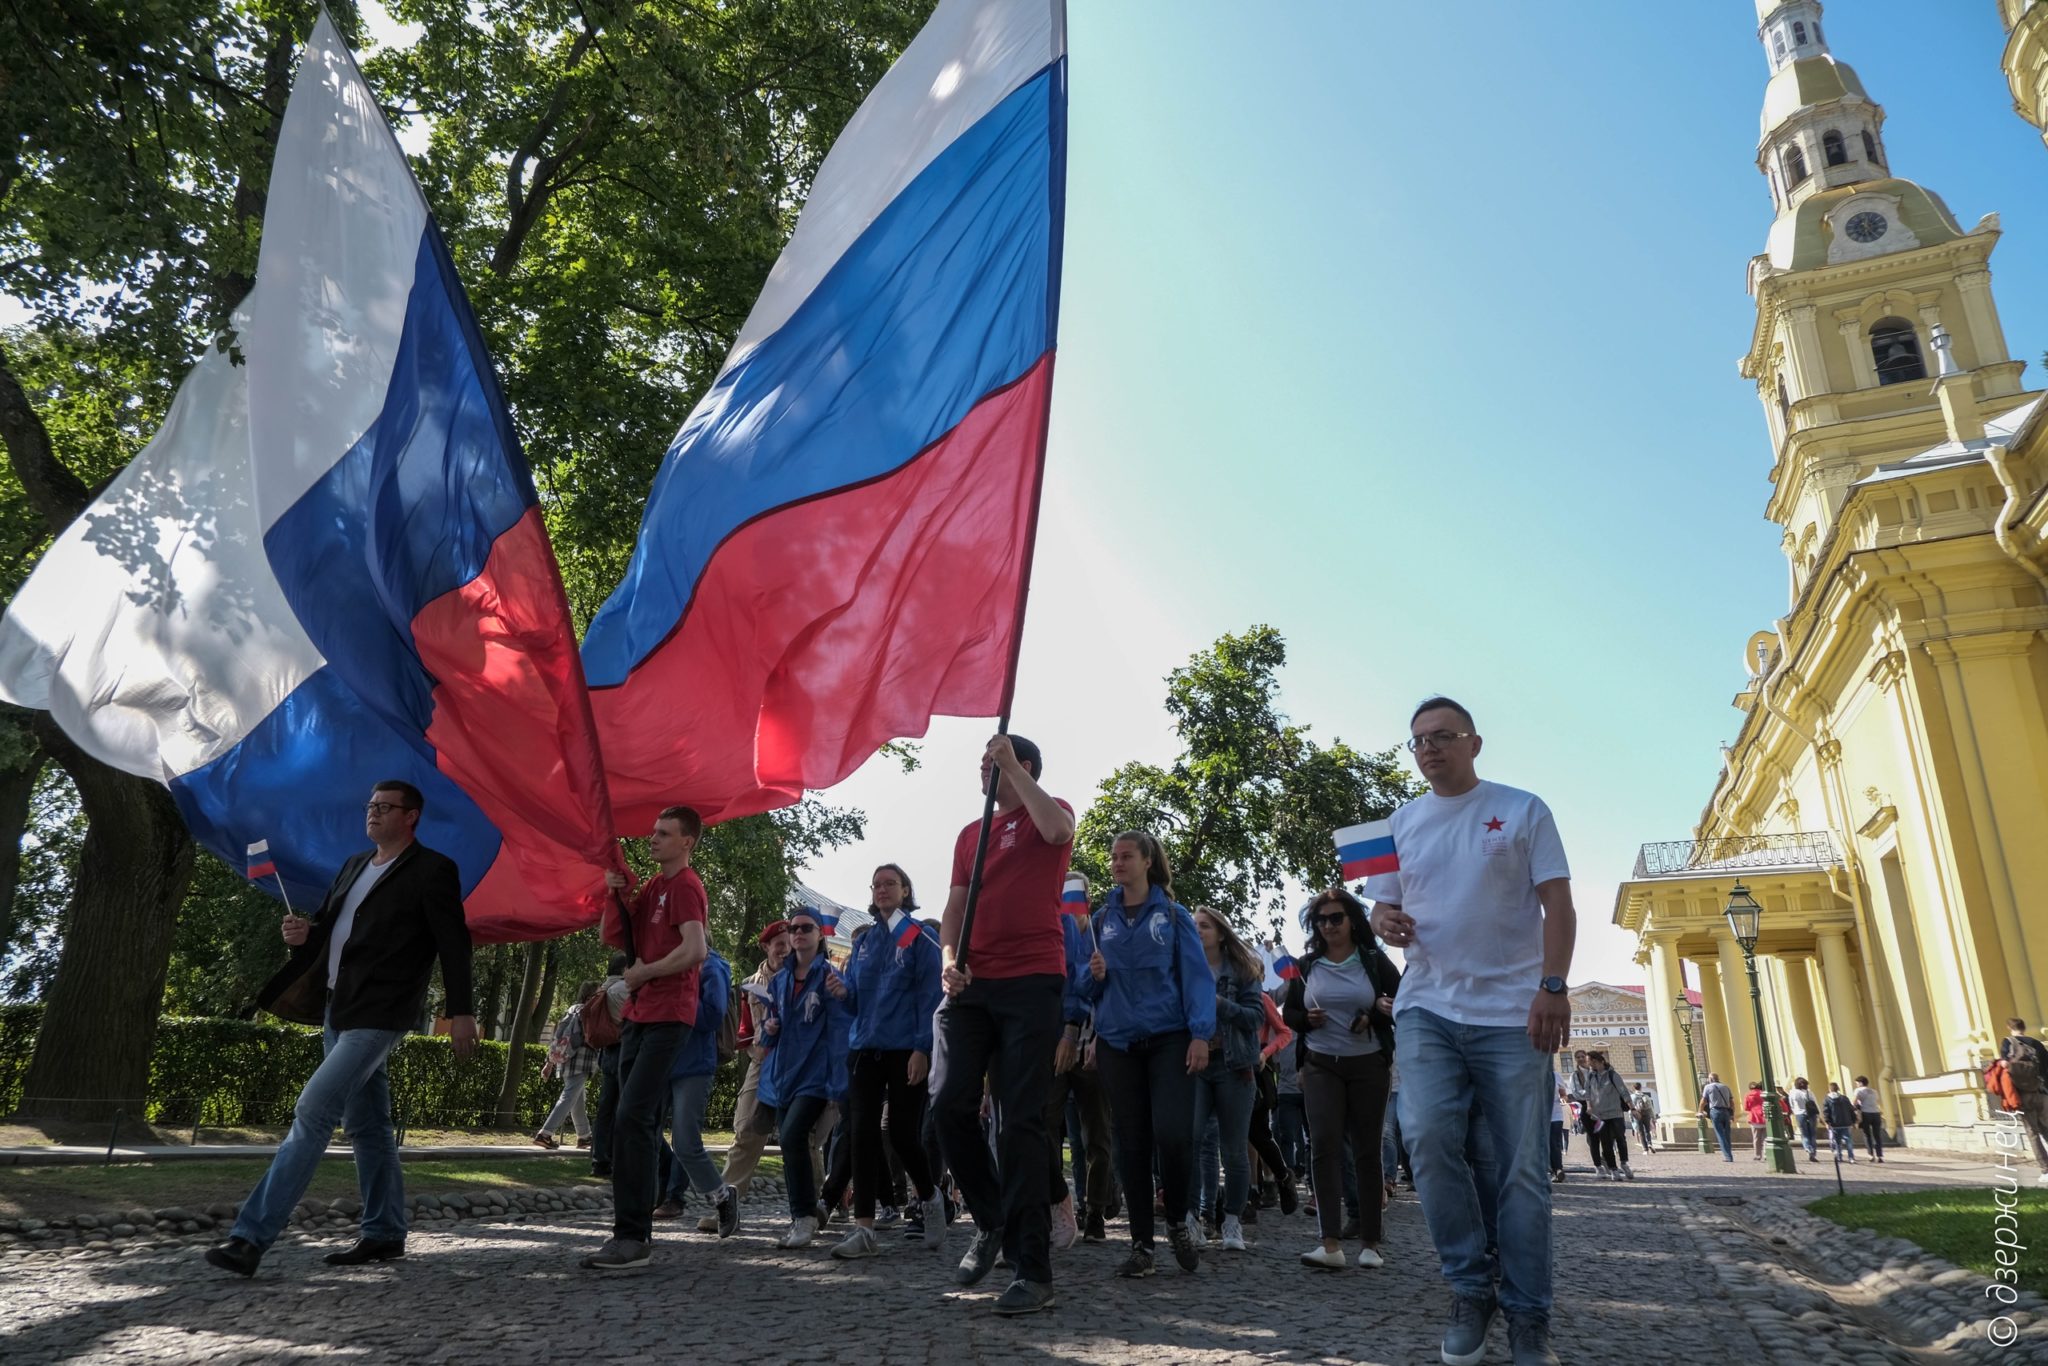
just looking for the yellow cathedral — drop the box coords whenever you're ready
[1613,1,2048,1157]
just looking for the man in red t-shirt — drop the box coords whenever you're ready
[581,804,708,1272]
[933,733,1074,1315]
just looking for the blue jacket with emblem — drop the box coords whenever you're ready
[1078,885,1215,1048]
[758,951,851,1107]
[669,950,732,1081]
[843,913,943,1055]
[1061,912,1093,1028]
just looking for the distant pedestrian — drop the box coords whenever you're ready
[534,982,601,1149]
[1823,1084,1857,1161]
[1744,1082,1768,1160]
[1548,1078,1567,1182]
[1628,1083,1658,1154]
[1699,1073,1735,1162]
[1787,1077,1820,1163]
[1582,1053,1632,1180]
[1997,1020,2048,1184]
[1851,1076,1885,1162]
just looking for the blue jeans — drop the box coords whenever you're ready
[232,1018,408,1249]
[1191,1066,1256,1219]
[1398,1007,1553,1317]
[1796,1113,1818,1159]
[1708,1107,1734,1160]
[1829,1125,1855,1159]
[665,1071,722,1200]
[1383,1090,1408,1181]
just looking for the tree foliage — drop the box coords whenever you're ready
[1072,627,1422,938]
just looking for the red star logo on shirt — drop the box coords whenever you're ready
[1484,817,1505,832]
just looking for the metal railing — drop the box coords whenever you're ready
[1631,831,1839,879]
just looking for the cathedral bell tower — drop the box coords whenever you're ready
[1742,1,2028,598]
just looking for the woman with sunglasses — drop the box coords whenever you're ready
[759,910,853,1249]
[829,864,947,1259]
[1282,887,1400,1270]
[1188,906,1271,1252]
[1081,830,1216,1277]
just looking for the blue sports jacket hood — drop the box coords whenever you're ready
[758,951,851,1106]
[670,951,732,1080]
[843,912,943,1054]
[1079,884,1215,1047]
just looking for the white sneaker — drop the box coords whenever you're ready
[1300,1245,1347,1270]
[1621,1165,1635,1181]
[922,1194,949,1251]
[1220,1215,1246,1251]
[1187,1216,1208,1249]
[2035,1173,2048,1188]
[1355,1246,1384,1268]
[830,1225,879,1259]
[1051,1194,1079,1251]
[777,1215,818,1249]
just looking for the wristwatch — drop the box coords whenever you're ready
[1540,976,1567,995]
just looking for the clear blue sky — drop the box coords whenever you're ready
[803,0,2048,985]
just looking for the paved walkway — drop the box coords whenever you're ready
[0,1143,2033,1364]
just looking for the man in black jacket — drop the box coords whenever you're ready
[205,780,477,1276]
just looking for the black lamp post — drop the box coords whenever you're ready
[1673,994,1710,1153]
[1725,882,1797,1174]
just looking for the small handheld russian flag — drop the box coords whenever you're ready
[1335,819,1399,879]
[1273,951,1301,981]
[246,839,277,881]
[1061,873,1089,916]
[892,913,922,950]
[814,905,841,937]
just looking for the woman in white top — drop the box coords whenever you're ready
[1279,887,1400,1270]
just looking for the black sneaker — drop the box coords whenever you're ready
[1115,1243,1154,1278]
[956,1225,1003,1286]
[204,1237,262,1277]
[902,1215,926,1240]
[589,1163,613,1178]
[1083,1209,1107,1243]
[714,1183,740,1239]
[1166,1221,1200,1273]
[991,1278,1056,1316]
[1277,1176,1299,1215]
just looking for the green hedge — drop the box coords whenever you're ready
[0,1003,747,1131]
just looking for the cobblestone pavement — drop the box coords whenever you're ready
[0,1142,2039,1364]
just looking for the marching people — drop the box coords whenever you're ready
[831,863,947,1259]
[1852,1075,1886,1162]
[586,954,630,1177]
[1082,830,1215,1278]
[651,949,740,1237]
[1698,1072,1736,1162]
[1282,887,1399,1270]
[1046,873,1115,1247]
[1188,907,1269,1252]
[700,921,793,1231]
[585,805,710,1272]
[534,981,600,1150]
[1580,1051,1632,1180]
[1366,697,1575,1366]
[1246,984,1300,1219]
[206,782,477,1277]
[759,908,853,1249]
[931,734,1075,1315]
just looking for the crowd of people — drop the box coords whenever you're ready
[201,697,1581,1366]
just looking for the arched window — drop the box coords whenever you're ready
[1870,319,1926,385]
[1784,145,1809,185]
[1793,20,1808,44]
[1862,130,1881,165]
[1823,130,1847,166]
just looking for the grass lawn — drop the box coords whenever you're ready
[1809,1188,2048,1297]
[0,1152,781,1222]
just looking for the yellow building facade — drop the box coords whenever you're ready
[1613,2,2048,1157]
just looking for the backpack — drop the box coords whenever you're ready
[715,979,743,1064]
[578,983,621,1051]
[2007,1037,2047,1094]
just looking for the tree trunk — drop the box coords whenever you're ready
[0,710,44,955]
[494,939,548,1126]
[15,716,194,1121]
[472,947,508,1040]
[531,941,561,1046]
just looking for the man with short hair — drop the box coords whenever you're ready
[1698,1073,1735,1161]
[1629,1083,1658,1155]
[933,733,1075,1316]
[584,805,709,1271]
[1367,698,1573,1366]
[207,781,477,1276]
[1998,1020,2048,1184]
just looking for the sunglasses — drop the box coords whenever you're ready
[1312,911,1349,928]
[787,923,818,935]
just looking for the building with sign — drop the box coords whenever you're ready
[1612,3,2048,1158]
[1560,984,1702,1113]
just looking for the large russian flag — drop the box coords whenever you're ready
[0,16,618,941]
[580,0,1069,826]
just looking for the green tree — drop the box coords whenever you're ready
[1072,627,1422,938]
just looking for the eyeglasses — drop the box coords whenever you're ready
[1311,912,1348,928]
[1405,730,1474,753]
[364,801,413,815]
[869,881,901,891]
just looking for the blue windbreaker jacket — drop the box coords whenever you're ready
[669,951,731,1081]
[758,952,851,1106]
[843,913,943,1055]
[1079,885,1215,1048]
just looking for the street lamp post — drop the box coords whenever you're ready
[1725,882,1798,1175]
[1673,994,1711,1154]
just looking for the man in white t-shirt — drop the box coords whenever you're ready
[1367,697,1574,1366]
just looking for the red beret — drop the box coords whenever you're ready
[758,919,790,946]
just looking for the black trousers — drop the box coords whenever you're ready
[590,1045,620,1164]
[1248,1067,1292,1182]
[1301,1050,1390,1245]
[930,974,1063,1283]
[1044,1055,1112,1210]
[848,1048,935,1217]
[1096,1031,1195,1248]
[611,1021,685,1242]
